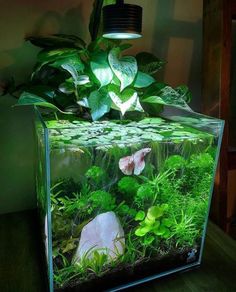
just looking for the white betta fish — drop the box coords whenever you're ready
[119,148,151,176]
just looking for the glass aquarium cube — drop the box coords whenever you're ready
[35,106,224,292]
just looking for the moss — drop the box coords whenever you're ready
[164,155,186,170]
[134,183,155,208]
[88,190,116,213]
[85,166,105,184]
[118,177,140,199]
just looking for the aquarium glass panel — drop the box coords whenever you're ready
[35,106,224,291]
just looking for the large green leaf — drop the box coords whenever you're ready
[141,83,192,111]
[25,85,55,100]
[134,71,155,88]
[136,52,165,75]
[16,91,68,113]
[175,85,192,103]
[88,89,111,121]
[26,34,86,49]
[37,48,78,63]
[108,48,137,91]
[50,55,85,73]
[108,85,140,115]
[90,51,113,87]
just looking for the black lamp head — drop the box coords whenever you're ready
[103,1,142,39]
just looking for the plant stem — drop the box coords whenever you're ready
[54,112,59,121]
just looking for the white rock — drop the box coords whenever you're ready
[75,211,125,263]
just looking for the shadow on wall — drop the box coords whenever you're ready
[0,0,93,215]
[151,0,203,112]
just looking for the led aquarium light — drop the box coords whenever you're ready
[103,0,142,39]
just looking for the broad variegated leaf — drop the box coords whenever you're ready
[90,51,113,87]
[108,48,137,91]
[108,86,139,115]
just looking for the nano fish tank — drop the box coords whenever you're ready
[35,106,223,292]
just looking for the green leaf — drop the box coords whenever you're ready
[108,48,137,91]
[175,85,192,103]
[37,48,78,63]
[141,83,192,111]
[58,82,74,94]
[50,54,85,72]
[108,85,139,115]
[162,218,173,228]
[135,226,151,237]
[25,85,55,101]
[88,89,111,121]
[136,52,165,75]
[76,75,90,85]
[16,91,69,114]
[143,235,155,245]
[154,224,170,237]
[90,51,113,87]
[27,34,86,49]
[134,71,155,88]
[135,210,145,221]
[147,206,164,220]
[144,216,156,226]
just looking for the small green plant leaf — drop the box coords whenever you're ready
[162,218,173,227]
[144,216,156,226]
[134,71,155,88]
[88,89,111,121]
[135,226,151,237]
[153,224,168,236]
[136,52,165,75]
[108,48,137,91]
[147,206,164,220]
[143,235,155,246]
[59,81,74,94]
[90,51,113,87]
[135,210,145,221]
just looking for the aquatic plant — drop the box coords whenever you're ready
[117,177,140,200]
[134,183,156,209]
[171,210,198,247]
[85,165,106,185]
[134,205,172,245]
[88,190,116,214]
[164,155,186,170]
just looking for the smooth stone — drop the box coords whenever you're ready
[75,211,125,263]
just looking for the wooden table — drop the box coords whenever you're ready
[0,210,236,292]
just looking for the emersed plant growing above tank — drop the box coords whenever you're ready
[8,0,192,121]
